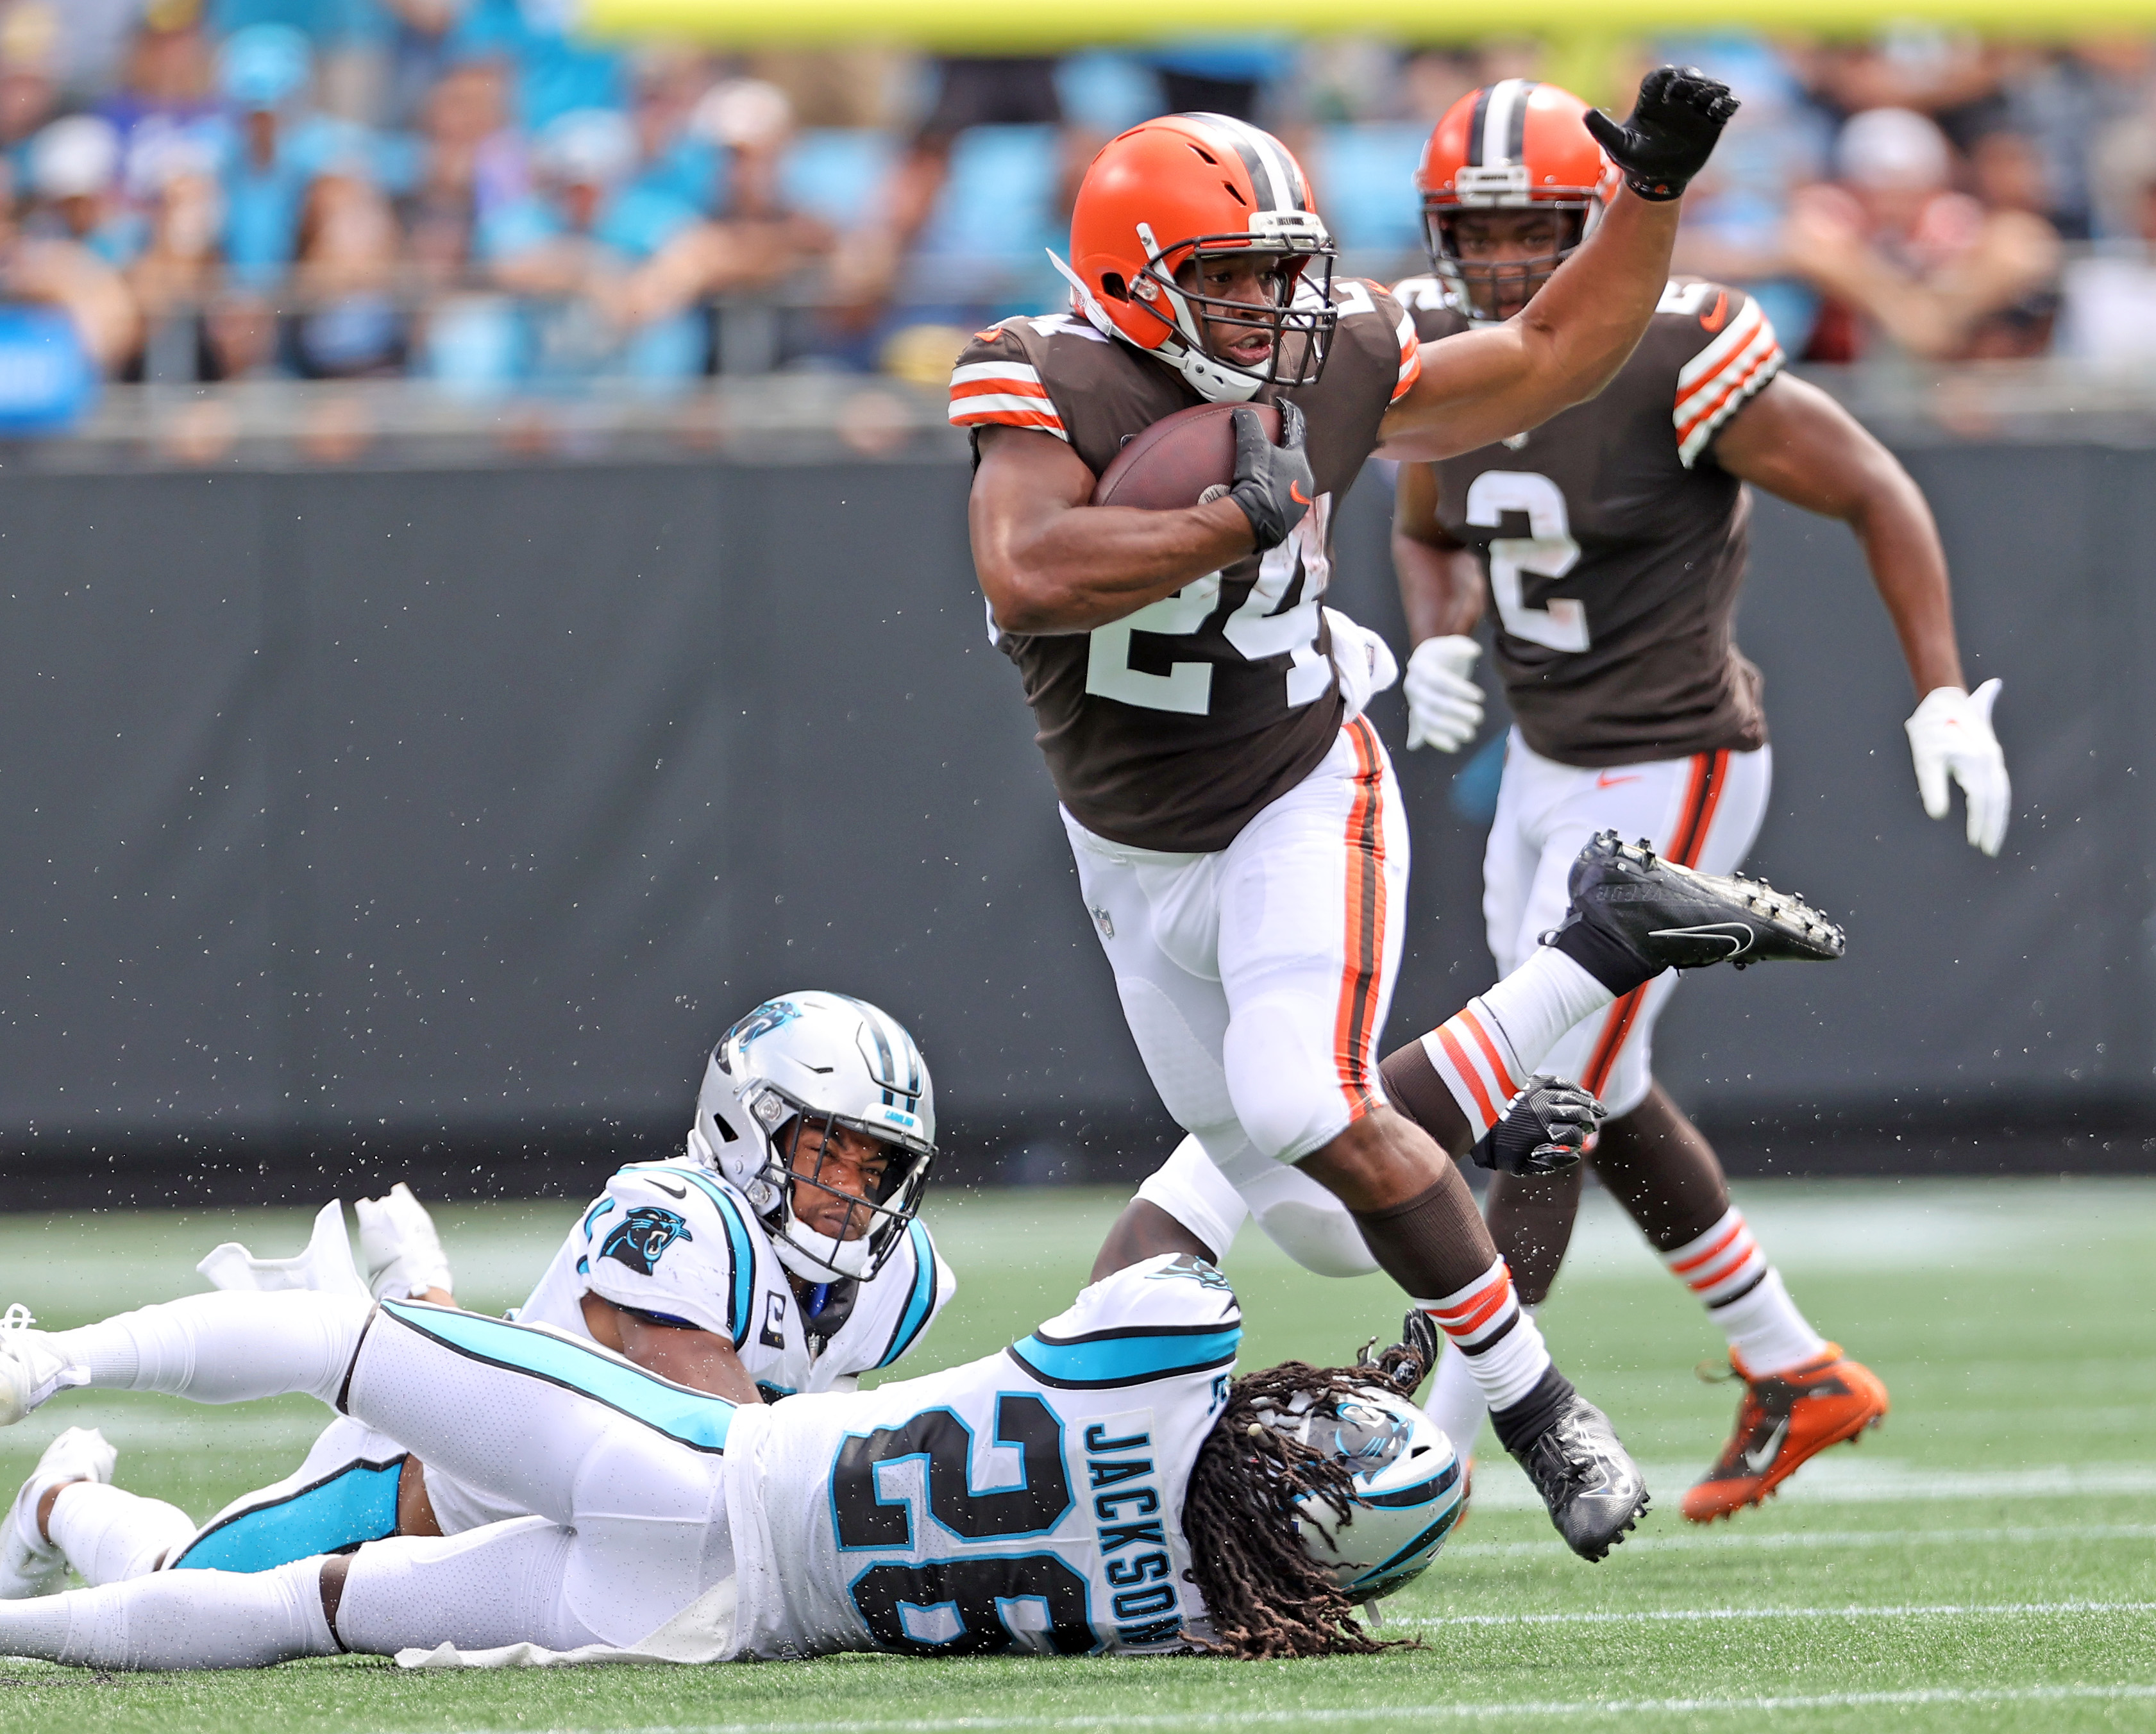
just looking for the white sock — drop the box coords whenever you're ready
[1422,952,1612,1134]
[0,1558,337,1669]
[1663,1209,1827,1376]
[1415,1259,1549,1412]
[47,1293,369,1408]
[48,1483,199,1585]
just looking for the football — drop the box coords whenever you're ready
[1090,401,1281,509]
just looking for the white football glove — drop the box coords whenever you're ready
[1904,679,2009,857]
[355,1183,453,1302]
[1324,607,1399,723]
[1403,634,1485,752]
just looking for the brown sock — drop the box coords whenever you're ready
[1377,1040,1474,1157]
[1485,1166,1585,1308]
[1349,1168,1499,1300]
[1590,1082,1731,1251]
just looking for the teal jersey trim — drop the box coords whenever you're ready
[1005,1324,1242,1390]
[616,1163,759,1346]
[171,1458,404,1573]
[873,1220,939,1370]
[382,1300,737,1452]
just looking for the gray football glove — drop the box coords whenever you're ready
[1227,399,1313,551]
[1471,1073,1608,1177]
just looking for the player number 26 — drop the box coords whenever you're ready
[1465,470,1588,654]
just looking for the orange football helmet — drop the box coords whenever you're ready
[1416,80,1615,321]
[1065,112,1336,402]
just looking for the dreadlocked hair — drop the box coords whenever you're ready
[1180,1338,1431,1661]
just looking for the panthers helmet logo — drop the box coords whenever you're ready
[600,1206,693,1276]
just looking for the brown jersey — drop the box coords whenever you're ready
[1397,274,1784,768]
[951,281,1421,852]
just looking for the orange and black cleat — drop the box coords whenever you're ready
[1681,1345,1889,1522]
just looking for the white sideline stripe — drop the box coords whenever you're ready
[398,1682,2156,1733]
[1402,1599,2156,1629]
[1445,1520,2156,1558]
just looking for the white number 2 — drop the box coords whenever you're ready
[1084,494,1336,714]
[1464,470,1588,653]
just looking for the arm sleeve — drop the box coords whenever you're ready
[578,1166,760,1347]
[1669,283,1784,468]
[948,324,1068,442]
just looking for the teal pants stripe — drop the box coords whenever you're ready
[381,1300,736,1452]
[170,1458,404,1572]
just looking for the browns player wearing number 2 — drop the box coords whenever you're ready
[954,76,1777,1562]
[1392,80,2008,1520]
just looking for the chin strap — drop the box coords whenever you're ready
[1047,248,1264,405]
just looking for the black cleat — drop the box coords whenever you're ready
[1511,1392,1650,1561]
[1555,830,1846,974]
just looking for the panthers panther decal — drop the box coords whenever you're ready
[600,1206,693,1276]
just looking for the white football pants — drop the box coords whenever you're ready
[36,1295,734,1658]
[1483,733,1770,1118]
[1070,718,1410,1197]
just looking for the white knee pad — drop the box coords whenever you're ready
[1223,988,1358,1164]
[1133,1134,1251,1261]
[1235,1161,1380,1279]
[1115,976,1236,1133]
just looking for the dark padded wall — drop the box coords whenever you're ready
[0,445,2146,1203]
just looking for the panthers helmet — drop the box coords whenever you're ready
[1416,80,1615,323]
[1265,1383,1465,1602]
[689,991,935,1283]
[1065,112,1337,403]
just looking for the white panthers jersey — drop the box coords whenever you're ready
[518,1159,955,1401]
[720,1254,1240,1659]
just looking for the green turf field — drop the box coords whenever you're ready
[0,1176,2150,1732]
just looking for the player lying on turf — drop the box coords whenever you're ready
[1094,830,1845,1554]
[1385,79,1989,1517]
[957,69,1741,1572]
[0,991,954,1600]
[0,1254,1462,1665]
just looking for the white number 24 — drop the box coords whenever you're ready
[1464,470,1588,653]
[1082,494,1336,715]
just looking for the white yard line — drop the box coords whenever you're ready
[1401,1599,2156,1628]
[1465,1459,2156,1510]
[1443,1520,2156,1558]
[414,1680,2156,1734]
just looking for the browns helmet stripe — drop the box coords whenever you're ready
[1463,86,1494,166]
[1186,111,1305,213]
[1476,80,1537,167]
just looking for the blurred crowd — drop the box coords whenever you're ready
[5,3,2156,412]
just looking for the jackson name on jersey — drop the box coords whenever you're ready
[721,1253,1241,1658]
[951,279,1422,854]
[1395,274,1783,766]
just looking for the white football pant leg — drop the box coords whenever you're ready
[1485,738,1771,1118]
[1217,720,1410,1164]
[1135,1135,1379,1279]
[336,1517,601,1656]
[47,1483,198,1585]
[346,1305,731,1647]
[0,1557,335,1669]
[47,1292,370,1407]
[1063,809,1245,1181]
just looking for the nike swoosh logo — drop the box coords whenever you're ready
[1744,1417,1789,1474]
[1700,290,1730,333]
[1596,772,1642,788]
[1649,922,1753,959]
[648,1179,688,1199]
[1290,482,1313,505]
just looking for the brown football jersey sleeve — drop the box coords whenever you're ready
[1654,280,1785,466]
